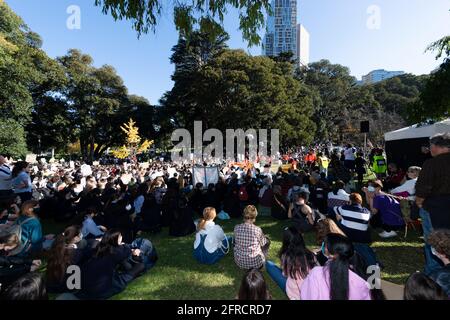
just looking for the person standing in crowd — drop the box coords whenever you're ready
[354,152,367,187]
[258,176,273,217]
[343,144,356,171]
[415,133,450,275]
[234,205,269,270]
[427,229,450,296]
[304,150,317,168]
[371,149,387,179]
[12,161,33,203]
[317,152,330,177]
[0,154,13,203]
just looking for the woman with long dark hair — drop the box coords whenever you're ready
[76,229,144,300]
[301,233,376,300]
[12,161,32,203]
[46,225,90,293]
[237,268,272,300]
[265,227,317,299]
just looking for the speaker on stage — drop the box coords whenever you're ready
[360,121,370,133]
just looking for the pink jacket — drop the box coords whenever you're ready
[300,266,371,300]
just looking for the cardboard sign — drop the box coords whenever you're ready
[25,154,37,164]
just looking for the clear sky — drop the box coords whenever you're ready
[5,0,450,105]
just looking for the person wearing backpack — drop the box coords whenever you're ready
[14,200,54,256]
[0,232,42,292]
[193,207,232,265]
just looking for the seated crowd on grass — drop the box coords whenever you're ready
[0,134,449,300]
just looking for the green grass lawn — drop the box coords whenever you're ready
[42,217,425,300]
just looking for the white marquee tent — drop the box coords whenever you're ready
[385,118,450,141]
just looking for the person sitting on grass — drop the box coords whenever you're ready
[300,233,383,300]
[81,206,106,240]
[2,272,48,300]
[46,225,92,293]
[0,232,41,291]
[265,226,317,300]
[427,229,450,296]
[403,272,448,300]
[314,218,347,265]
[237,268,272,300]
[15,200,54,256]
[193,207,232,265]
[288,192,315,233]
[234,205,269,270]
[363,180,405,238]
[76,229,145,300]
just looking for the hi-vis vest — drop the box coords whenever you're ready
[318,156,329,169]
[372,155,387,174]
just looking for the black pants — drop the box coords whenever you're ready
[17,192,32,203]
[370,213,402,232]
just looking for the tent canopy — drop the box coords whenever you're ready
[384,118,450,141]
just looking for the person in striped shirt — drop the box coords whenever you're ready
[333,193,372,244]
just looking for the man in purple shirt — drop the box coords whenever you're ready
[370,180,405,238]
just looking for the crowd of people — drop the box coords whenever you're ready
[0,133,449,300]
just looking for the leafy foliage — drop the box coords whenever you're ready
[94,0,271,46]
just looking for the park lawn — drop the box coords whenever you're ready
[41,217,424,300]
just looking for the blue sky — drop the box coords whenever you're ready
[6,0,450,105]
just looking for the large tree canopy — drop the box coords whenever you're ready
[0,0,62,157]
[160,32,316,147]
[94,0,271,46]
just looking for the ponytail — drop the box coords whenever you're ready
[197,207,216,231]
[326,233,353,300]
[46,226,80,284]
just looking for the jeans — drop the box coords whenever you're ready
[265,261,287,293]
[419,208,443,275]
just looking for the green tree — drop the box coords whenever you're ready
[161,33,316,146]
[0,0,62,157]
[56,49,129,162]
[407,35,450,123]
[94,0,271,46]
[296,60,357,141]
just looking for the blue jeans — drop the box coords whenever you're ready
[420,208,443,275]
[265,261,287,293]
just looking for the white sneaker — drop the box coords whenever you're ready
[379,230,397,238]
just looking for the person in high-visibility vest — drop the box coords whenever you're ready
[317,152,330,177]
[372,150,387,178]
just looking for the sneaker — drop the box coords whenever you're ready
[379,230,397,238]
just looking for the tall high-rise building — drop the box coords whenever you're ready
[262,0,310,67]
[361,69,405,84]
